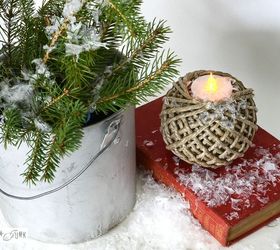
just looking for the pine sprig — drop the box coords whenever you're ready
[110,19,171,76]
[106,0,136,37]
[39,99,87,182]
[17,0,38,67]
[39,0,65,17]
[100,22,122,48]
[1,108,22,148]
[96,51,181,112]
[22,130,49,185]
[60,54,96,89]
[94,19,177,112]
[41,138,60,182]
[104,0,146,38]
[0,0,21,72]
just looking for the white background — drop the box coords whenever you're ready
[142,0,280,139]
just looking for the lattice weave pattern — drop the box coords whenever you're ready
[160,70,258,168]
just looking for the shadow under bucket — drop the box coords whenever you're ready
[0,107,136,243]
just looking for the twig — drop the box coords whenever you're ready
[43,18,70,64]
[96,59,171,104]
[107,0,135,37]
[43,88,70,110]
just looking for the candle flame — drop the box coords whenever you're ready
[205,73,218,94]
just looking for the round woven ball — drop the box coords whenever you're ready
[160,70,258,168]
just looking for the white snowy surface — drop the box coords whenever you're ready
[0,169,280,250]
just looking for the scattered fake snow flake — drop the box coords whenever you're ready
[45,16,63,37]
[21,70,33,81]
[172,155,180,166]
[226,211,239,221]
[65,28,107,57]
[32,59,50,77]
[63,0,84,17]
[45,0,105,59]
[263,161,277,171]
[152,129,158,134]
[256,196,269,204]
[155,158,162,162]
[43,44,56,53]
[175,147,280,210]
[67,21,82,41]
[61,1,106,58]
[163,163,168,170]
[0,84,33,104]
[65,43,84,56]
[255,147,270,157]
[86,2,101,24]
[143,140,154,147]
[244,199,250,208]
[199,98,248,130]
[34,118,52,133]
[83,29,106,50]
[230,198,242,211]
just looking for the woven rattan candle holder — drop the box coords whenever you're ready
[160,70,258,168]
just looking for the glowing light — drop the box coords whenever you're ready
[205,73,218,94]
[191,73,233,102]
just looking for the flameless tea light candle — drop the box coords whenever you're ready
[191,73,233,102]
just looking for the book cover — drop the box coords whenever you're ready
[135,97,280,246]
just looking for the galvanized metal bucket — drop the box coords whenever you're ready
[0,107,136,243]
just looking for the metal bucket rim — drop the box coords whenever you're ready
[83,107,126,131]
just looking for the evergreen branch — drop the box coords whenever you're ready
[39,0,65,17]
[40,100,86,182]
[0,0,21,71]
[96,52,180,106]
[1,108,22,148]
[15,127,34,148]
[6,1,16,65]
[41,0,48,7]
[42,88,70,111]
[17,0,39,67]
[111,20,170,76]
[100,22,122,48]
[107,0,136,37]
[22,130,48,185]
[60,54,97,89]
[40,136,60,182]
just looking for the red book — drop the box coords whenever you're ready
[135,97,280,246]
